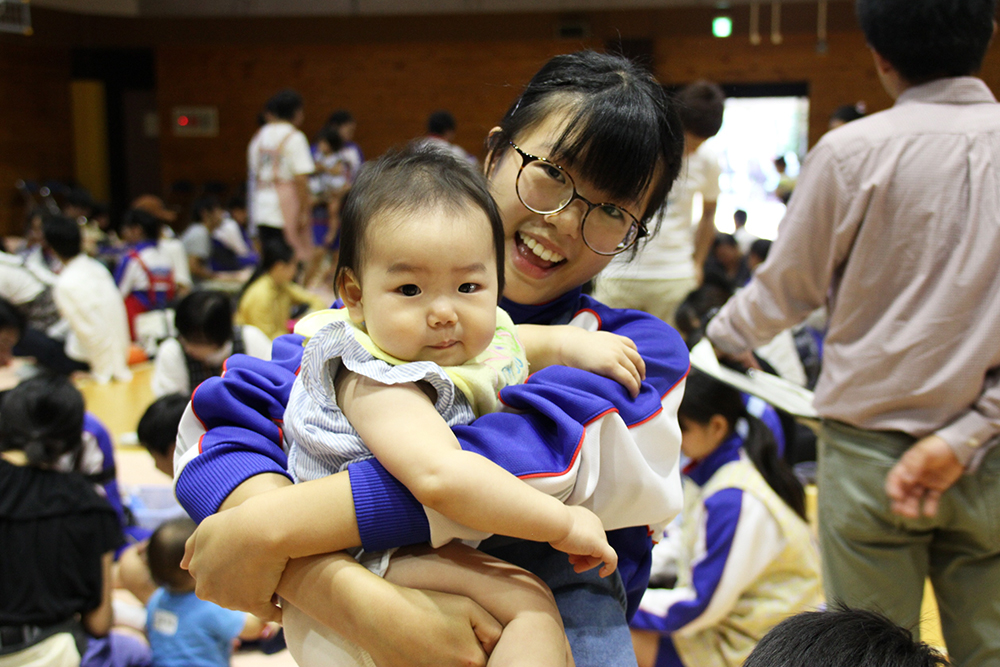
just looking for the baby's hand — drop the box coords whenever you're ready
[549,506,618,578]
[560,329,646,398]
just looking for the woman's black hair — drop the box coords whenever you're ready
[265,89,304,122]
[0,374,84,467]
[122,208,163,241]
[241,237,295,297]
[136,393,189,457]
[336,141,505,302]
[679,370,807,520]
[174,290,234,347]
[485,51,685,243]
[190,195,222,224]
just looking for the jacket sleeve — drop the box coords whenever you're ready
[174,334,304,522]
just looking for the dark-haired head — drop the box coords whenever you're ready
[147,517,197,592]
[485,51,684,234]
[326,109,354,128]
[0,374,84,468]
[265,89,305,122]
[123,208,163,242]
[137,393,188,477]
[317,125,345,154]
[830,103,866,128]
[428,110,457,137]
[191,195,223,226]
[174,291,233,348]
[679,370,806,519]
[42,214,82,260]
[856,0,996,85]
[745,603,950,667]
[676,80,726,140]
[335,141,505,300]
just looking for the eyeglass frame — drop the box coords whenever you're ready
[507,141,648,256]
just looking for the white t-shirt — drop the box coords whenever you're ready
[248,122,315,229]
[151,324,272,397]
[602,145,722,282]
[0,252,47,305]
[55,255,132,384]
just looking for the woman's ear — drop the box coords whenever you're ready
[483,126,503,178]
[338,269,365,324]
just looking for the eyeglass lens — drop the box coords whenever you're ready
[517,160,638,254]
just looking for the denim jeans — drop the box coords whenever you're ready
[480,537,637,666]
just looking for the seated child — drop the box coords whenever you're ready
[237,238,328,339]
[115,209,176,340]
[280,143,649,666]
[744,604,948,667]
[146,518,275,667]
[629,370,823,667]
[151,291,272,397]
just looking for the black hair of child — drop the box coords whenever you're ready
[147,516,198,591]
[856,0,996,84]
[123,208,163,241]
[679,369,807,520]
[0,373,85,467]
[191,195,222,225]
[137,393,189,458]
[174,291,234,348]
[241,237,295,298]
[485,50,685,235]
[42,213,82,260]
[335,141,505,301]
[744,603,950,667]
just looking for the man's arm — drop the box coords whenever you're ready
[692,199,718,280]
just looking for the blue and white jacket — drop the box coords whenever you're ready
[173,287,690,619]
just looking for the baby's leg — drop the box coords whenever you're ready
[385,542,572,667]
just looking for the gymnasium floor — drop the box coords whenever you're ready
[69,360,946,664]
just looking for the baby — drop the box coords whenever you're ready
[282,142,646,666]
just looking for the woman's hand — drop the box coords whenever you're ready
[549,505,618,578]
[181,504,287,622]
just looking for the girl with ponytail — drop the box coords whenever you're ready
[629,369,822,667]
[0,375,149,667]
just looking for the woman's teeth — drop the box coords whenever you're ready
[520,233,565,263]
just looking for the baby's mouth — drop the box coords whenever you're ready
[516,232,566,268]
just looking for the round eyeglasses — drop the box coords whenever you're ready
[509,141,647,256]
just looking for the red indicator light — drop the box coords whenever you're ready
[178,116,190,127]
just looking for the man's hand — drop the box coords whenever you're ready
[181,505,287,622]
[884,434,963,519]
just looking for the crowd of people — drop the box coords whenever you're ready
[2,0,997,665]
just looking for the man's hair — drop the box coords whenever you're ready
[427,110,457,136]
[335,141,505,301]
[147,517,197,591]
[856,0,997,83]
[174,290,233,347]
[137,393,189,457]
[42,214,82,259]
[744,604,950,667]
[265,89,304,122]
[734,209,748,226]
[676,80,726,140]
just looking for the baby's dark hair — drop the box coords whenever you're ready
[335,141,505,300]
[137,393,188,458]
[680,370,806,520]
[0,374,84,467]
[147,517,198,591]
[174,290,234,347]
[744,603,949,667]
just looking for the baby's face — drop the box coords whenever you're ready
[345,204,499,367]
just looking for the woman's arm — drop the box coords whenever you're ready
[83,551,115,637]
